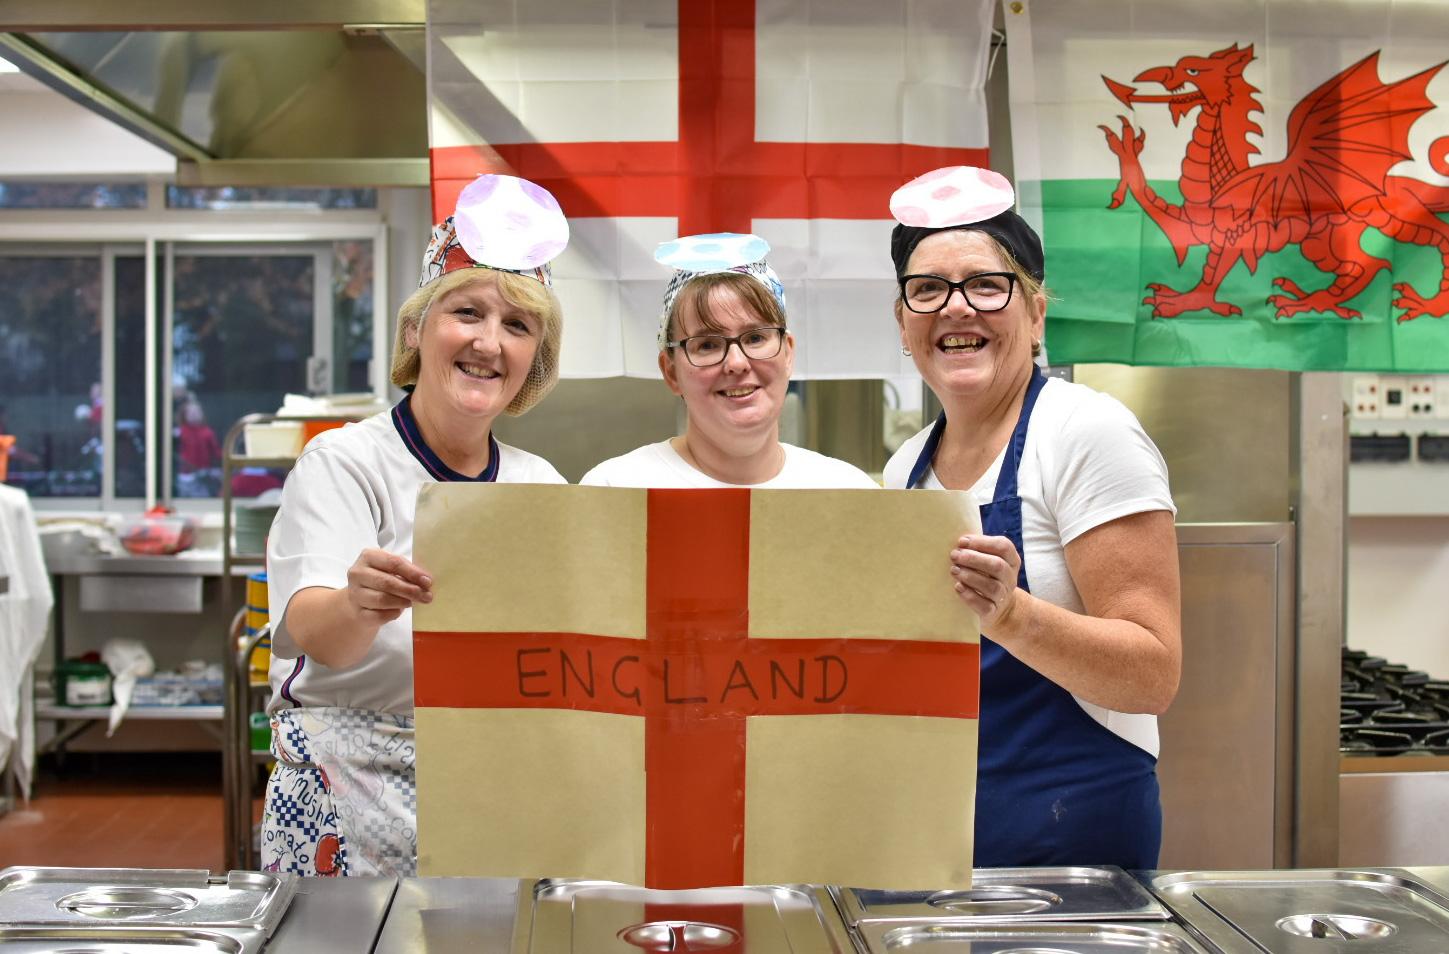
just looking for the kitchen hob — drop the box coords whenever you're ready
[1340,647,1449,757]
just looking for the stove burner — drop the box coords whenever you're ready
[1341,647,1449,755]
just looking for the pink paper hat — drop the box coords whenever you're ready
[888,167,1044,281]
[888,166,1015,228]
[418,174,570,288]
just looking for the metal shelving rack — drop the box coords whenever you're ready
[219,412,355,871]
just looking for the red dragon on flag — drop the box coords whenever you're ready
[1100,44,1449,322]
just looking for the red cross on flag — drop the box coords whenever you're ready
[413,484,981,888]
[427,0,996,378]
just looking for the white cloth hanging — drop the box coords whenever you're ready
[0,484,54,801]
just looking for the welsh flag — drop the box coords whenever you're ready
[1007,0,1449,371]
[411,484,981,888]
[427,0,994,378]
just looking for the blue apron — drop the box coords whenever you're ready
[907,368,1161,868]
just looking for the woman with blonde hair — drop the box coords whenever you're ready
[261,175,569,876]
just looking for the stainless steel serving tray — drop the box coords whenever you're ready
[834,866,1170,924]
[1151,869,1449,953]
[523,879,854,953]
[0,924,265,953]
[854,920,1211,953]
[0,868,297,936]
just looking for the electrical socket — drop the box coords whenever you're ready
[1381,375,1407,420]
[1351,374,1381,418]
[1407,376,1437,418]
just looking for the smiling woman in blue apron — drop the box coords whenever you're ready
[260,175,570,877]
[881,167,1181,869]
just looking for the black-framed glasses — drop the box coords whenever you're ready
[899,271,1017,314]
[667,326,787,367]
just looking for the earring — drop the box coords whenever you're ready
[901,346,912,356]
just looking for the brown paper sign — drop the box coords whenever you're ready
[413,485,980,888]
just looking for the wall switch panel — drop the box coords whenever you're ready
[1407,377,1437,418]
[1347,373,1449,515]
[1352,374,1381,418]
[1380,379,1407,419]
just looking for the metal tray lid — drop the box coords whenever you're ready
[1151,869,1449,954]
[0,924,266,953]
[526,879,853,953]
[854,920,1210,953]
[834,867,1170,924]
[0,868,297,936]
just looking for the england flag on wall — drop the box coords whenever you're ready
[428,0,995,378]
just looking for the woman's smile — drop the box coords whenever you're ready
[456,361,502,380]
[936,331,990,355]
[899,230,1043,402]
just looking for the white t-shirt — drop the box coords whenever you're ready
[580,440,880,489]
[266,407,565,715]
[882,377,1175,756]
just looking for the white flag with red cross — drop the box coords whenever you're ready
[412,484,981,888]
[427,0,996,378]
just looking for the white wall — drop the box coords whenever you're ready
[0,72,174,177]
[1347,516,1449,677]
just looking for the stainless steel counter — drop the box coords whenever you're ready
[15,868,1449,953]
[45,551,248,577]
[0,869,394,954]
[1339,767,1449,867]
[372,878,519,954]
[267,876,396,953]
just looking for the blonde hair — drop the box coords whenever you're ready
[663,272,787,349]
[390,268,563,415]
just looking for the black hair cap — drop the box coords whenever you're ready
[890,209,1045,283]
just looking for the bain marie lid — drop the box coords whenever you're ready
[0,868,296,936]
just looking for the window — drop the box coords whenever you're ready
[0,227,384,505]
[166,186,377,210]
[0,181,148,209]
[0,251,103,497]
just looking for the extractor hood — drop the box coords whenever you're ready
[0,1,428,186]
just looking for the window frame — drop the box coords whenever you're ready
[0,205,389,512]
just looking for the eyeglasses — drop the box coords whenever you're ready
[899,272,1017,315]
[667,326,787,367]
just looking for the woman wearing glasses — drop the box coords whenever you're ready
[582,233,876,489]
[883,167,1180,869]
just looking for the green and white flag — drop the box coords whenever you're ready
[1007,0,1449,370]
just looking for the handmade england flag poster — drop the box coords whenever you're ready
[412,485,981,888]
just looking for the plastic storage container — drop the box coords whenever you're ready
[119,507,197,556]
[55,660,112,707]
[245,572,270,681]
[243,421,304,458]
[250,712,272,753]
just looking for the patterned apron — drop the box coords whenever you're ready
[260,707,417,877]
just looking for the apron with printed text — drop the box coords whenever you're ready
[261,707,416,877]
